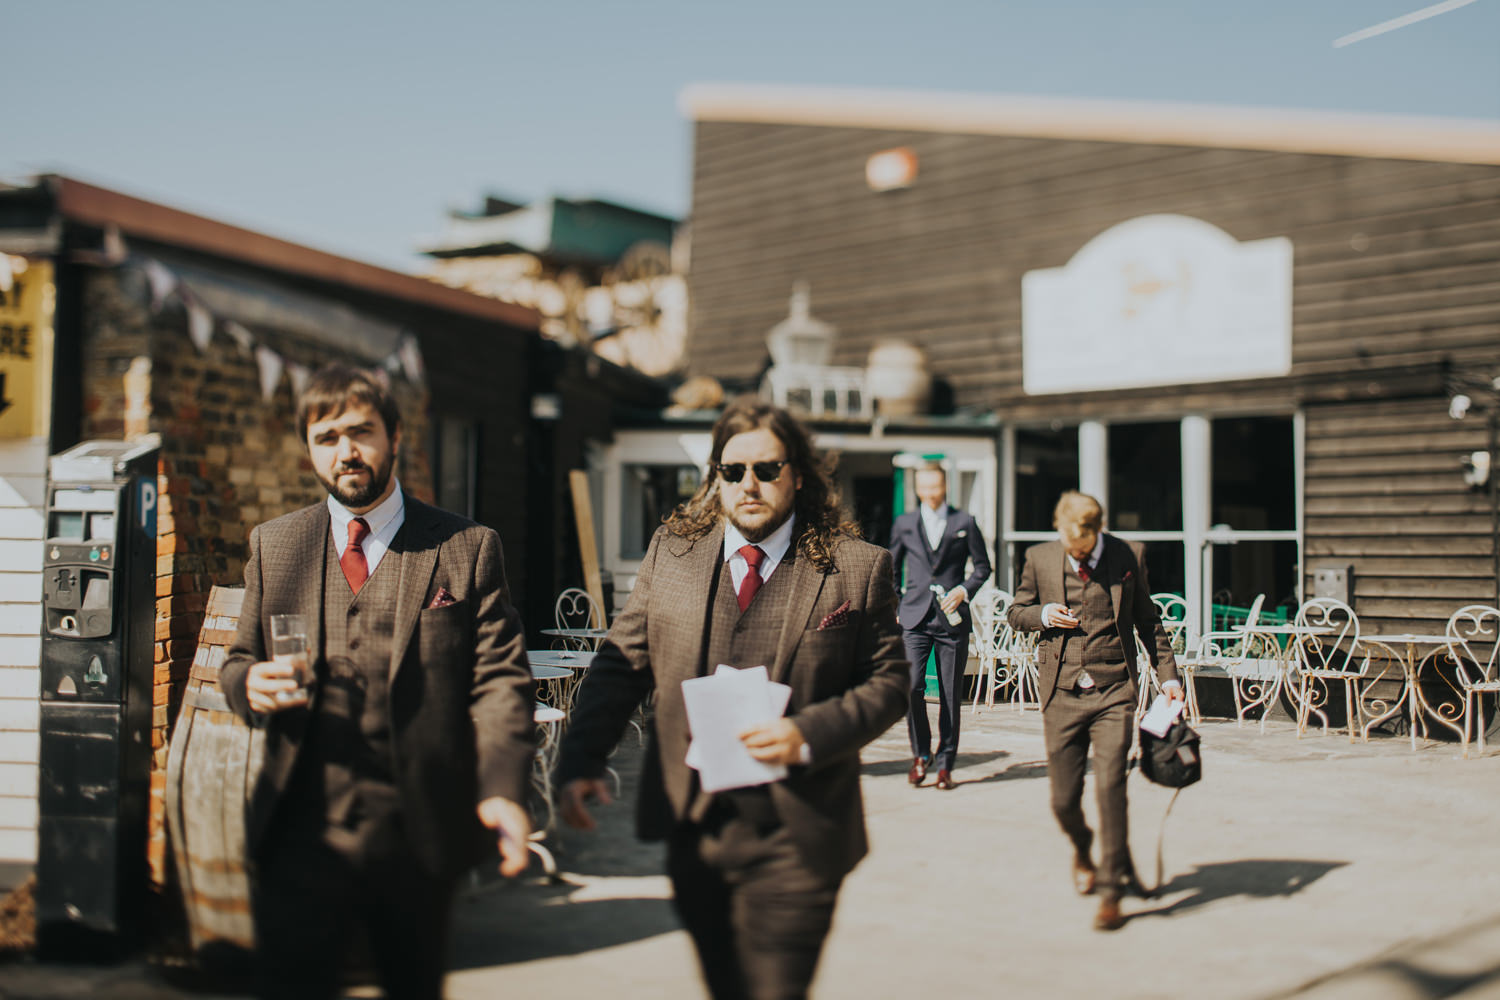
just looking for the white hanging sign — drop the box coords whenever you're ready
[1021,214,1292,395]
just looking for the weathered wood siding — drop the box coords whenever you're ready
[687,122,1500,420]
[1305,398,1496,634]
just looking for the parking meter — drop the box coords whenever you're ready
[34,436,160,956]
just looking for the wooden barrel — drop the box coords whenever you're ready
[164,586,262,959]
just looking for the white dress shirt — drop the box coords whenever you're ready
[724,513,796,592]
[328,478,406,577]
[919,502,947,549]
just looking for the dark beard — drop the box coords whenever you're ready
[318,458,393,510]
[728,504,792,543]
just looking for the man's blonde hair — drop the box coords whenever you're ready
[1053,491,1104,539]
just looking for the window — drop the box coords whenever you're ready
[1015,427,1079,531]
[1212,417,1295,530]
[1108,422,1182,531]
[433,418,477,519]
[622,464,701,559]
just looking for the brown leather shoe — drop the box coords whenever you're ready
[935,769,956,790]
[1094,897,1125,932]
[908,757,928,786]
[1072,856,1097,896]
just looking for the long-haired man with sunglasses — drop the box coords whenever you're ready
[556,397,908,1000]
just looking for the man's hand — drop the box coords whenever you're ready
[245,660,308,713]
[740,718,806,766]
[939,586,967,615]
[1162,681,1186,703]
[476,796,533,877]
[559,778,613,831]
[1045,604,1081,630]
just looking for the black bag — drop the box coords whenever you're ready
[1138,718,1202,789]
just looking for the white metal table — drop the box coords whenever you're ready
[1361,633,1455,750]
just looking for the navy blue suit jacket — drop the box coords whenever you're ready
[888,506,992,634]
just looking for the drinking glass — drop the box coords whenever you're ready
[269,613,311,704]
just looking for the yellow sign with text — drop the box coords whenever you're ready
[0,257,54,439]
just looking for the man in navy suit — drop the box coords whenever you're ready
[888,464,992,790]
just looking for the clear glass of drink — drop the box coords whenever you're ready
[269,613,311,704]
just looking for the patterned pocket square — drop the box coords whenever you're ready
[427,586,458,609]
[818,600,852,630]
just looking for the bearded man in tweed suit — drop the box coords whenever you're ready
[556,398,908,1000]
[221,365,536,1000]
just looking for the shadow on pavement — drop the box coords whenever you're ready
[447,878,680,970]
[862,749,1011,779]
[1132,858,1348,920]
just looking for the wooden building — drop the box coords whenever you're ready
[679,84,1500,645]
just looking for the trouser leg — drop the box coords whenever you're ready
[1043,692,1094,861]
[931,631,967,772]
[251,837,353,1000]
[670,819,842,1000]
[903,630,935,761]
[362,846,458,1000]
[1090,683,1136,900]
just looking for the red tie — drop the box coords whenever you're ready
[737,545,766,612]
[1077,557,1094,582]
[342,517,370,594]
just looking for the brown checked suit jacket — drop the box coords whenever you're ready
[220,494,536,879]
[1007,534,1180,711]
[555,522,909,880]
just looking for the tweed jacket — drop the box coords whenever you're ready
[1006,534,1179,711]
[888,505,992,633]
[555,522,909,879]
[221,494,536,878]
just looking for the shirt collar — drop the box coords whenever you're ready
[920,502,947,523]
[327,478,405,537]
[1066,533,1106,570]
[723,512,797,566]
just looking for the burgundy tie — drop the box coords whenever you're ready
[737,545,766,612]
[342,517,371,594]
[1077,557,1094,582]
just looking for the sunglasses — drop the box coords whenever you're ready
[714,460,789,484]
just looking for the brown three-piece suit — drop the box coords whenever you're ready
[556,521,908,1000]
[1008,533,1179,901]
[221,495,535,999]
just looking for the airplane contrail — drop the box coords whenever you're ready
[1333,0,1480,47]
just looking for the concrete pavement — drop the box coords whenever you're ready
[5,704,1500,998]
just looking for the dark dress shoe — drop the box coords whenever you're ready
[1094,898,1125,932]
[1123,875,1155,900]
[935,769,956,790]
[1072,856,1097,896]
[908,757,928,786]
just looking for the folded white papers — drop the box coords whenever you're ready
[682,665,793,793]
[1139,694,1186,738]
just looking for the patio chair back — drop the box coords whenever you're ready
[1446,605,1500,691]
[1294,597,1362,676]
[554,587,604,649]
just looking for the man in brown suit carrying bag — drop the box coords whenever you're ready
[221,366,536,999]
[556,398,908,1000]
[1008,491,1182,932]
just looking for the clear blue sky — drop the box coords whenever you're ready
[8,0,1498,271]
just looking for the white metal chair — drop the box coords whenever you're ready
[553,587,605,650]
[1292,597,1366,741]
[1151,593,1190,655]
[969,590,1013,713]
[1444,605,1500,758]
[1179,593,1281,729]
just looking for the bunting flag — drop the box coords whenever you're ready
[286,363,311,400]
[0,254,14,294]
[119,254,429,401]
[185,296,214,353]
[255,345,285,401]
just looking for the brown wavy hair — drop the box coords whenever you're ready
[665,397,860,571]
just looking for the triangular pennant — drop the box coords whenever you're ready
[287,363,311,400]
[143,260,177,312]
[225,321,255,353]
[102,226,127,265]
[185,297,214,353]
[255,346,285,401]
[397,334,426,385]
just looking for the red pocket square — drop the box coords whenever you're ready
[818,600,852,630]
[427,587,457,609]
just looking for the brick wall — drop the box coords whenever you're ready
[79,266,432,884]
